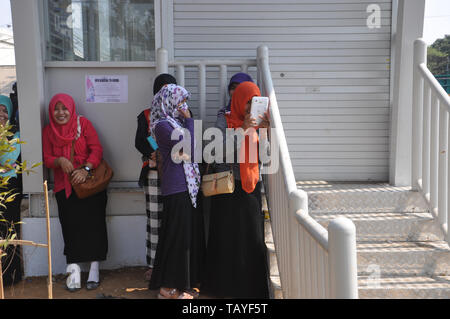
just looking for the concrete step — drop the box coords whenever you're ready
[266,241,283,299]
[269,275,283,299]
[264,218,273,244]
[264,207,283,299]
[266,242,279,277]
[262,193,270,220]
[312,212,444,242]
[300,182,429,214]
[357,241,450,276]
[358,275,450,299]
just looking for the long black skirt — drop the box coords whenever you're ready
[0,177,23,286]
[55,189,108,264]
[202,181,269,299]
[149,191,205,291]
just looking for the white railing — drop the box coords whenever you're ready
[156,48,257,123]
[412,38,450,244]
[156,46,358,299]
[257,46,358,299]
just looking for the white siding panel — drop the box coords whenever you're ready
[173,0,392,181]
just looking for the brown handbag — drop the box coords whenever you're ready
[70,140,114,199]
[201,164,235,197]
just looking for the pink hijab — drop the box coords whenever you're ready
[47,93,83,197]
[48,93,79,149]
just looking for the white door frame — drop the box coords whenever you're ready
[11,0,167,193]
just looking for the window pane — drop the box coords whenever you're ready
[45,0,155,61]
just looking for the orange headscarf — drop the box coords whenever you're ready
[225,81,261,193]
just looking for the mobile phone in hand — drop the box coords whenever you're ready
[250,96,269,125]
[147,136,158,150]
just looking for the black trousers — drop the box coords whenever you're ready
[149,191,205,291]
[55,189,108,264]
[202,181,269,299]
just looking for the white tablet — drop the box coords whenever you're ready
[250,96,269,125]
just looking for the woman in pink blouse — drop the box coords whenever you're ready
[42,93,107,292]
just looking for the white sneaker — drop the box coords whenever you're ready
[66,263,81,292]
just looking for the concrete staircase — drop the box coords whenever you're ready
[300,182,450,299]
[262,190,283,299]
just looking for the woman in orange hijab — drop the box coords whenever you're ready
[202,81,270,298]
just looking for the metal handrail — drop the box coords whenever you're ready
[257,45,358,299]
[412,38,450,243]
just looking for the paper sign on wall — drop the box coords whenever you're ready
[85,75,128,103]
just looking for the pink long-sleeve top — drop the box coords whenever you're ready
[42,116,103,197]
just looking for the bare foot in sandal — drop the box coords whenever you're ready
[184,288,200,299]
[158,288,195,299]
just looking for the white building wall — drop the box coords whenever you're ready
[0,27,15,66]
[10,0,158,275]
[173,0,393,181]
[22,216,147,276]
[44,67,156,183]
[0,66,16,95]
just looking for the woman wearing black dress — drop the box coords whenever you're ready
[202,81,270,298]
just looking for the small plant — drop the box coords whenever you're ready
[0,121,41,260]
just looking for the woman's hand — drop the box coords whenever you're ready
[258,111,270,129]
[241,114,257,131]
[71,168,89,185]
[55,157,74,174]
[178,108,191,119]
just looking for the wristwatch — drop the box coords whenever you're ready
[83,166,91,173]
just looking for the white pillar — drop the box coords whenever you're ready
[199,64,206,122]
[390,0,426,186]
[219,65,228,107]
[412,39,427,189]
[176,65,185,88]
[10,0,45,193]
[289,190,309,298]
[328,217,358,299]
[156,48,168,75]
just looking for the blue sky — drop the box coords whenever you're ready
[0,0,449,44]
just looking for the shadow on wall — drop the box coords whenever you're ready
[0,66,16,95]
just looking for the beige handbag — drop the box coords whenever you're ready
[201,164,235,197]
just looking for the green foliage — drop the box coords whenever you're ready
[431,35,450,56]
[428,35,450,76]
[0,122,41,259]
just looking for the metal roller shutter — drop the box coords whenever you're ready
[173,0,392,181]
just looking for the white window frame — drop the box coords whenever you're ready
[40,0,165,68]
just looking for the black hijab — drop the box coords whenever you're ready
[153,73,177,95]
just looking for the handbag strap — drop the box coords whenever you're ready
[204,162,234,175]
[70,139,75,164]
[70,115,82,165]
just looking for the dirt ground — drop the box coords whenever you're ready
[3,266,161,299]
